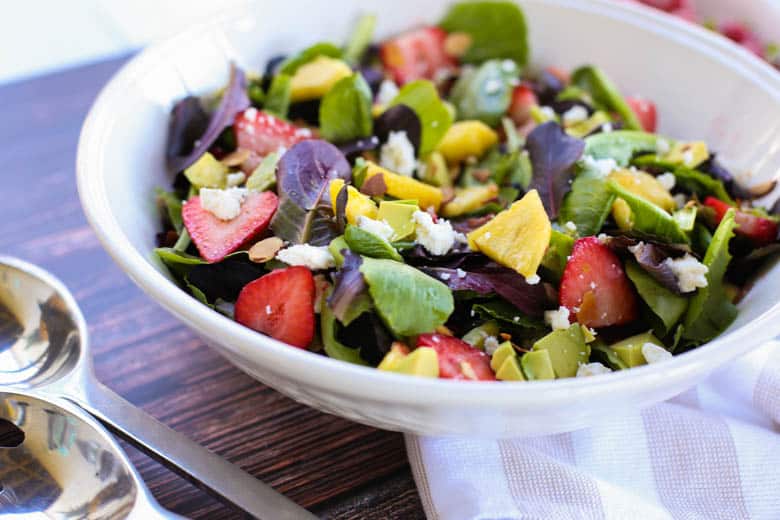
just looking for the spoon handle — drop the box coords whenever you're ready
[72,380,317,520]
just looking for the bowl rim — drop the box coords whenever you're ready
[77,0,780,408]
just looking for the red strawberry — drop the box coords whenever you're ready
[625,96,657,132]
[183,191,278,263]
[380,27,455,85]
[637,0,683,12]
[508,84,538,126]
[235,266,315,348]
[704,197,778,246]
[234,108,312,156]
[560,237,639,328]
[417,334,496,381]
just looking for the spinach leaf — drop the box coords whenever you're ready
[625,260,688,333]
[559,168,615,236]
[186,257,265,302]
[607,180,689,244]
[343,14,376,65]
[344,224,403,261]
[540,229,574,283]
[389,80,453,156]
[632,155,735,204]
[526,122,585,218]
[321,287,369,365]
[319,74,373,143]
[359,257,454,337]
[246,151,280,192]
[156,188,183,233]
[584,130,664,166]
[591,342,628,370]
[439,1,529,66]
[279,42,342,74]
[472,300,544,331]
[264,73,292,118]
[335,311,394,366]
[683,209,738,343]
[570,66,641,130]
[449,59,519,126]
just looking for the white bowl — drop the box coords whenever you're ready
[77,0,780,437]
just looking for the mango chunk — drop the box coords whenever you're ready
[290,56,352,102]
[609,168,675,230]
[663,141,709,168]
[377,342,410,371]
[330,179,378,224]
[364,161,443,211]
[467,189,551,277]
[378,344,439,378]
[436,120,498,163]
[376,200,418,241]
[184,152,228,188]
[441,184,499,218]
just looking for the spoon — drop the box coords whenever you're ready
[0,388,182,518]
[0,256,315,519]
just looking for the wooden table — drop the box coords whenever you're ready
[0,56,425,519]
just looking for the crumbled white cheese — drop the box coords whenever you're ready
[440,272,451,281]
[244,107,258,120]
[539,106,557,120]
[602,122,613,133]
[656,172,676,191]
[544,306,571,330]
[199,187,247,221]
[501,59,517,74]
[525,274,541,285]
[562,105,588,125]
[483,336,501,356]
[642,343,673,364]
[564,221,577,232]
[582,155,619,178]
[673,193,688,209]
[682,149,695,166]
[577,362,612,377]
[376,79,400,106]
[276,244,335,271]
[456,268,467,279]
[412,211,458,256]
[484,78,503,95]
[380,130,416,176]
[656,138,671,155]
[664,254,709,293]
[357,216,394,242]
[226,172,246,187]
[597,233,610,243]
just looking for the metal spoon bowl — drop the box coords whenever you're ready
[0,256,314,519]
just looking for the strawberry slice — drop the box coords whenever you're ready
[417,334,496,381]
[508,84,538,126]
[183,191,278,263]
[560,237,639,328]
[380,27,455,85]
[704,197,778,246]
[234,108,312,156]
[625,96,657,133]
[235,266,315,348]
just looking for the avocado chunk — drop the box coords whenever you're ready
[184,152,228,188]
[521,349,556,380]
[496,356,526,381]
[531,324,590,378]
[463,321,500,350]
[418,151,451,187]
[610,331,663,367]
[489,340,516,372]
[376,200,418,241]
[565,110,611,138]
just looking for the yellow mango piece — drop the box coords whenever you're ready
[441,184,499,218]
[467,190,552,277]
[490,341,516,373]
[394,347,440,378]
[377,342,410,371]
[364,161,443,211]
[329,179,378,224]
[436,121,498,163]
[609,169,675,231]
[290,56,352,102]
[184,152,228,188]
[663,141,709,168]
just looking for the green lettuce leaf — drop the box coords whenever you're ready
[155,188,183,233]
[344,224,403,261]
[571,66,642,130]
[559,168,615,236]
[389,80,453,156]
[279,42,343,74]
[319,74,373,143]
[343,14,376,65]
[584,130,665,166]
[607,180,689,244]
[540,229,574,283]
[631,155,735,205]
[625,260,688,334]
[264,73,292,118]
[321,287,369,365]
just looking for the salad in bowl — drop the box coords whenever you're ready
[154,0,779,383]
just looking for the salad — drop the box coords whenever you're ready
[155,1,779,382]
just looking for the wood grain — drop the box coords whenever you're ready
[0,56,423,519]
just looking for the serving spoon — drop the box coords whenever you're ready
[0,255,315,519]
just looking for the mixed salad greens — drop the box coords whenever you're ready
[155,1,780,382]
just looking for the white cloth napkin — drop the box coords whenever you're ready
[406,341,780,520]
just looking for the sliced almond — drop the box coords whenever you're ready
[248,237,284,263]
[221,148,251,167]
[444,32,472,58]
[435,325,454,336]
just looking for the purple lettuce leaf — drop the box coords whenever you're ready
[526,121,585,218]
[167,63,250,173]
[374,104,422,153]
[606,236,693,294]
[165,97,209,170]
[327,251,368,323]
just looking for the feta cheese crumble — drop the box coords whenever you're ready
[682,149,695,166]
[412,211,459,256]
[656,172,676,191]
[483,336,501,356]
[484,78,503,95]
[456,268,467,279]
[582,155,618,178]
[539,106,557,120]
[276,244,335,271]
[562,105,588,125]
[199,187,247,221]
[376,79,400,106]
[544,306,571,331]
[226,172,246,187]
[642,343,673,364]
[576,362,612,377]
[673,193,688,209]
[564,221,577,232]
[664,254,709,293]
[525,274,541,285]
[602,122,613,133]
[656,138,671,155]
[380,131,416,176]
[357,216,394,242]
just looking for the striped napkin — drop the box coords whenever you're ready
[406,341,780,520]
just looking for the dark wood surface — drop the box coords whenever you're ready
[0,56,425,519]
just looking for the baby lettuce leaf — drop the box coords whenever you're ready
[335,311,394,366]
[584,131,664,166]
[359,257,454,337]
[155,188,184,233]
[570,66,641,131]
[343,14,376,65]
[625,260,688,333]
[472,300,545,331]
[632,155,735,204]
[526,122,585,219]
[166,97,209,172]
[449,59,519,126]
[319,74,373,143]
[559,168,615,236]
[683,209,738,343]
[278,42,343,74]
[540,229,574,283]
[264,73,292,118]
[389,80,452,156]
[167,63,250,173]
[186,256,265,302]
[439,1,529,66]
[344,224,403,261]
[607,180,689,244]
[328,251,373,325]
[270,140,351,245]
[321,286,368,365]
[625,240,685,294]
